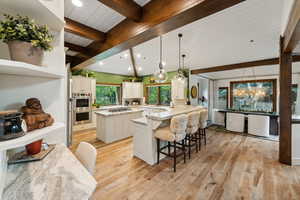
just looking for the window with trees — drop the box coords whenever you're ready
[96,84,121,105]
[218,87,228,109]
[146,85,171,105]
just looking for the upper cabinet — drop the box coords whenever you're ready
[172,79,187,100]
[72,76,96,94]
[122,82,143,99]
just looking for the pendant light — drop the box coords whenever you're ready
[154,35,168,83]
[173,33,185,81]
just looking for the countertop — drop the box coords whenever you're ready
[3,144,97,200]
[95,108,144,116]
[146,105,205,121]
[216,109,279,117]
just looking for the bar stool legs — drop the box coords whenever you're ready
[173,141,176,172]
[157,138,160,164]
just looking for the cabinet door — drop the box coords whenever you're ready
[91,79,96,103]
[172,79,186,100]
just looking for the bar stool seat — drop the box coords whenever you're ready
[154,114,188,172]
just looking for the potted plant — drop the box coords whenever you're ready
[0,14,53,65]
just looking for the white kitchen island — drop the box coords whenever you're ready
[131,105,206,165]
[95,107,143,143]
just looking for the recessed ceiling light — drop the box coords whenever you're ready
[138,67,142,71]
[162,61,166,66]
[72,0,83,7]
[99,61,104,65]
[136,53,141,58]
[123,53,129,59]
[128,67,132,71]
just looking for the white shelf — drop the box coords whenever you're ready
[0,0,64,31]
[0,59,64,79]
[0,122,65,151]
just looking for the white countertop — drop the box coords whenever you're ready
[95,108,144,116]
[3,144,97,200]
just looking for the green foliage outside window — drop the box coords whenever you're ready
[96,85,120,106]
[147,85,171,105]
[160,86,171,105]
[148,87,158,104]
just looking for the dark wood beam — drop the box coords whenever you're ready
[64,42,92,56]
[66,55,85,68]
[283,0,300,53]
[129,48,138,77]
[98,0,142,21]
[279,36,292,165]
[191,56,300,74]
[72,0,245,71]
[64,18,106,41]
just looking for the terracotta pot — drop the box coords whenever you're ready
[7,41,44,65]
[26,139,43,155]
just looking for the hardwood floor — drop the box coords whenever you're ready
[71,128,300,200]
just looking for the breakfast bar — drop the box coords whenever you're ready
[131,105,205,165]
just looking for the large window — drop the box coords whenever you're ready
[230,79,277,112]
[218,87,228,109]
[146,85,171,105]
[96,85,121,106]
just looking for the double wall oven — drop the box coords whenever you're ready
[73,93,92,125]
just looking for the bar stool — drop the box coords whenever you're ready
[154,114,188,172]
[186,112,200,159]
[199,109,208,145]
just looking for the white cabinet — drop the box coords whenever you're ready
[72,76,96,98]
[171,79,187,100]
[122,82,143,98]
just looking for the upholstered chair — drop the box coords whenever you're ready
[186,112,200,159]
[75,142,97,175]
[199,109,209,145]
[154,114,188,172]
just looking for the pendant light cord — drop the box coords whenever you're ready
[178,34,182,70]
[159,35,162,69]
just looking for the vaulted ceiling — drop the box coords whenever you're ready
[65,0,297,80]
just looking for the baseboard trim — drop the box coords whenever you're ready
[292,158,300,165]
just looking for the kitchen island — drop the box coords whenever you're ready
[131,105,206,165]
[95,107,143,143]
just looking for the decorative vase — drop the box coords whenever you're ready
[7,41,44,66]
[26,139,43,155]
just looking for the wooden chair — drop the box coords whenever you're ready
[154,114,188,172]
[186,112,200,159]
[75,142,97,175]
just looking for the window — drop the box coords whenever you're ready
[96,85,121,106]
[218,87,228,109]
[230,79,277,112]
[146,85,171,105]
[292,84,298,115]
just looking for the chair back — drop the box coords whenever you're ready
[199,109,208,128]
[75,142,97,175]
[187,112,200,134]
[170,114,188,136]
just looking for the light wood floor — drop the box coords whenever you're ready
[71,128,300,200]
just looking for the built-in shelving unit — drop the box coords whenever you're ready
[0,122,65,151]
[0,59,65,79]
[0,0,64,31]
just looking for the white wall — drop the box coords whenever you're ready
[292,124,300,165]
[189,75,210,106]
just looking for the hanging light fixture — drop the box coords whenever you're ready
[154,35,168,83]
[173,33,185,81]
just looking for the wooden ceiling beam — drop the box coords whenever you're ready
[65,17,106,41]
[66,55,86,68]
[129,48,138,77]
[283,0,300,53]
[64,42,92,56]
[98,0,142,21]
[190,55,300,74]
[72,0,245,71]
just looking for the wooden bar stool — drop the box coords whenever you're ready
[186,112,200,159]
[199,109,208,145]
[154,114,188,172]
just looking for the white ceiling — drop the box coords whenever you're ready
[199,63,300,80]
[85,0,284,77]
[64,0,151,47]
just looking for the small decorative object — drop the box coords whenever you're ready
[0,14,53,65]
[191,86,198,99]
[26,139,43,155]
[21,98,54,132]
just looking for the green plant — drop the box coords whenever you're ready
[0,14,53,51]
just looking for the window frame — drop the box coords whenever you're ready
[95,82,122,106]
[145,83,171,105]
[229,79,277,112]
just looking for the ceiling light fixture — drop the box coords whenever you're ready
[162,61,166,66]
[128,67,132,71]
[123,53,129,59]
[72,0,83,7]
[136,53,141,58]
[138,67,142,71]
[153,35,168,83]
[173,33,186,82]
[99,61,104,66]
